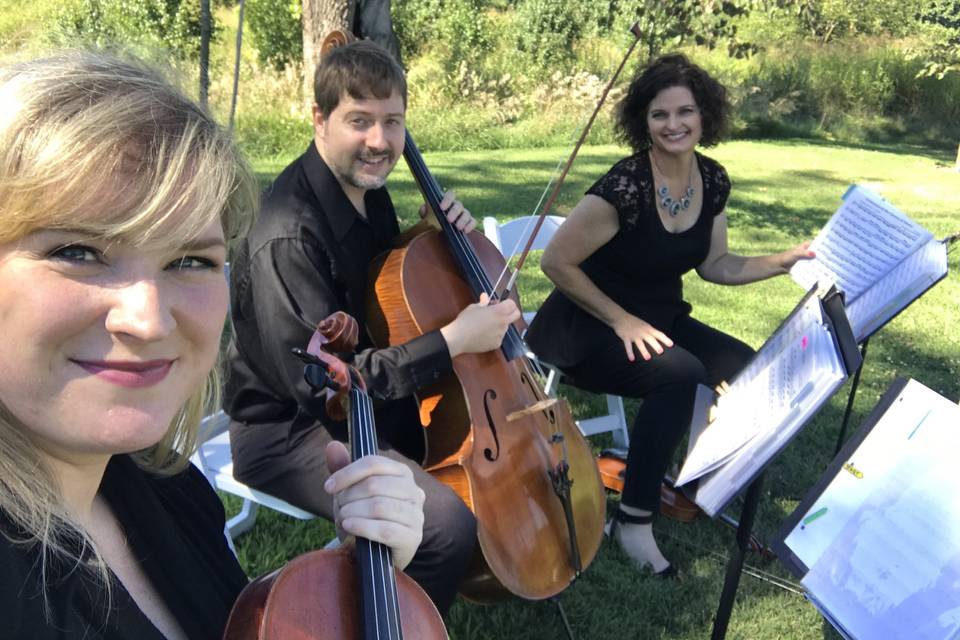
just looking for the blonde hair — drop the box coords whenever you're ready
[0,50,257,589]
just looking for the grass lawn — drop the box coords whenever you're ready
[235,139,958,640]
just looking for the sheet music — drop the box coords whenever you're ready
[690,325,847,515]
[791,186,932,302]
[676,298,830,487]
[846,239,948,341]
[784,380,960,640]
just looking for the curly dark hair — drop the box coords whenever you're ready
[616,53,729,152]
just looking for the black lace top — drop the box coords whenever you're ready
[526,151,731,368]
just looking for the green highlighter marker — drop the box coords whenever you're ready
[801,507,828,528]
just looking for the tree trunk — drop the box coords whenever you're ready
[199,0,211,109]
[956,139,959,171]
[301,0,355,104]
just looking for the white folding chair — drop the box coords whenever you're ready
[191,411,318,543]
[483,215,630,449]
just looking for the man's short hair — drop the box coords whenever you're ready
[314,40,407,116]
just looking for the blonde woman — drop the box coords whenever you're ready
[0,51,425,639]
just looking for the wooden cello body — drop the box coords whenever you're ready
[365,138,605,602]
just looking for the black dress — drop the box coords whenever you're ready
[526,151,754,511]
[526,150,731,368]
[0,455,248,639]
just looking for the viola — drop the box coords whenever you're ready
[222,312,447,640]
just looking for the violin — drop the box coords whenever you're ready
[222,312,447,640]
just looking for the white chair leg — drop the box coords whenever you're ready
[323,536,341,550]
[544,366,560,397]
[226,499,260,539]
[608,395,630,449]
[223,523,237,556]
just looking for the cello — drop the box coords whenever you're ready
[355,79,606,605]
[223,312,447,639]
[367,132,606,603]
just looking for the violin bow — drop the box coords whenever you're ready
[492,21,644,301]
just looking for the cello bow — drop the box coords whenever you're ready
[494,21,643,300]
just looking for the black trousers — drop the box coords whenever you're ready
[237,423,476,617]
[563,315,754,512]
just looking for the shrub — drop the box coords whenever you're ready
[513,0,592,67]
[392,0,491,70]
[50,0,219,60]
[246,0,302,71]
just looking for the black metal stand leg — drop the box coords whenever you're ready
[549,596,576,640]
[711,474,765,640]
[833,338,869,457]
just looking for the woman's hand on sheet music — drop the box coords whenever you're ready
[779,241,816,273]
[324,441,426,570]
[708,380,732,422]
[613,313,674,362]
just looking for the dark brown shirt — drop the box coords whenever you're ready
[223,144,451,483]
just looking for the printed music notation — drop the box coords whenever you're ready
[676,295,843,492]
[790,185,947,342]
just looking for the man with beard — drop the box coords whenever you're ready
[222,40,519,616]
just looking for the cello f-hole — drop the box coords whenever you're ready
[481,389,501,462]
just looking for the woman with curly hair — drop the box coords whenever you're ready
[0,50,425,638]
[526,54,812,576]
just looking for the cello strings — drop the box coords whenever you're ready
[405,138,548,392]
[405,136,493,298]
[411,145,556,401]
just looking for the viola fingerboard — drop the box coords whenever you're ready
[349,386,405,640]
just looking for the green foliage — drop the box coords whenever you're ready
[604,0,754,60]
[909,0,960,78]
[695,41,960,144]
[234,111,311,160]
[782,0,921,42]
[0,0,61,50]
[50,0,219,60]
[392,0,491,70]
[920,0,960,36]
[513,0,596,67]
[246,0,302,71]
